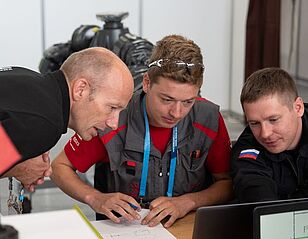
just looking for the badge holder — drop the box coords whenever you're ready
[7,178,24,215]
[0,178,19,239]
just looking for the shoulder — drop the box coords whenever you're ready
[192,98,220,119]
[193,97,220,111]
[0,66,42,82]
[188,97,220,130]
[232,126,265,162]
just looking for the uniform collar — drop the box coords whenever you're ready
[46,70,70,134]
[297,104,308,157]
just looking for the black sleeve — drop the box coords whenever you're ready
[1,110,62,161]
[231,129,278,202]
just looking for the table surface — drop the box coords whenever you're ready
[1,210,196,239]
[167,212,195,239]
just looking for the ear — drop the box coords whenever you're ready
[294,97,304,117]
[71,78,90,101]
[142,73,150,93]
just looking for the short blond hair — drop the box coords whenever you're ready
[241,67,298,108]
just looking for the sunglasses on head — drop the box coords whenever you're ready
[148,59,205,78]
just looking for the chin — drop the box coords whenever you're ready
[166,122,178,128]
[158,123,174,128]
[264,146,285,154]
[83,136,92,141]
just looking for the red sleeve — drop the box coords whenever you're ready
[206,113,231,173]
[0,124,21,174]
[64,133,109,173]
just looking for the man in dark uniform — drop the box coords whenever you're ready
[231,67,308,202]
[0,47,134,191]
[51,35,233,227]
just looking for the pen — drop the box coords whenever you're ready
[128,202,138,210]
[191,150,197,169]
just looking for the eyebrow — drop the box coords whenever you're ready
[247,114,281,123]
[159,93,196,102]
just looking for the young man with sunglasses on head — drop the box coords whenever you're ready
[51,35,233,227]
[231,67,308,202]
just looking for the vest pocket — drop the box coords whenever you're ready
[110,150,143,198]
[180,149,206,172]
[172,151,207,195]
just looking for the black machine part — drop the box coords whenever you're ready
[38,12,153,91]
[0,225,18,239]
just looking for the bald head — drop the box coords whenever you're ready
[60,47,133,94]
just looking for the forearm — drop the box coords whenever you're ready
[234,176,278,202]
[52,160,142,223]
[52,165,104,208]
[1,170,12,178]
[51,152,101,207]
[179,178,234,212]
[51,150,142,223]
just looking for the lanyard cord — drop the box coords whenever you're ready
[139,97,151,198]
[167,126,177,197]
[139,96,178,199]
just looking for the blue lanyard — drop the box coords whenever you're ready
[167,126,177,197]
[139,96,178,199]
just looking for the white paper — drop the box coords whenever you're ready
[91,209,176,239]
[1,209,98,239]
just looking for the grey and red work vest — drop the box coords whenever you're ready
[96,91,225,203]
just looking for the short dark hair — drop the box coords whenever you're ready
[147,35,204,88]
[241,67,298,108]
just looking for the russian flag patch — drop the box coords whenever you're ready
[239,149,260,160]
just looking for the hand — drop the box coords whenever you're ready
[141,196,194,228]
[6,152,52,192]
[88,192,141,223]
[26,152,52,191]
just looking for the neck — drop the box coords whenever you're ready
[289,118,303,150]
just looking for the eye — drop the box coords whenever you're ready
[269,118,279,123]
[109,106,117,112]
[182,99,195,107]
[161,98,173,104]
[249,121,260,127]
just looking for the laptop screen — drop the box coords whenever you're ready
[192,198,308,239]
[253,200,308,239]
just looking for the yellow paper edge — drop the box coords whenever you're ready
[73,204,103,239]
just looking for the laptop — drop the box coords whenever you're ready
[253,199,308,239]
[192,198,308,239]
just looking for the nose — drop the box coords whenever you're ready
[260,122,272,139]
[106,113,119,130]
[169,102,182,119]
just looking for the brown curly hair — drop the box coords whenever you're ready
[147,35,204,88]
